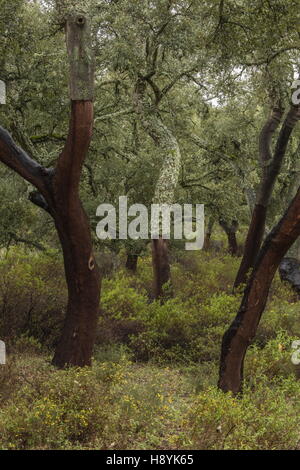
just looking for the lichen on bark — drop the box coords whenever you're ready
[66,13,95,101]
[55,0,94,101]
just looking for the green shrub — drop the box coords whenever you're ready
[244,331,297,385]
[0,247,66,347]
[0,361,126,449]
[182,380,300,450]
[101,275,148,320]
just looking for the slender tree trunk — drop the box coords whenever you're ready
[203,232,212,251]
[234,204,267,283]
[219,219,239,256]
[219,186,300,394]
[204,217,214,251]
[152,238,172,299]
[228,232,238,256]
[234,105,300,288]
[51,13,100,367]
[134,78,181,299]
[51,108,101,366]
[125,253,139,273]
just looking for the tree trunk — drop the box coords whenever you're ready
[51,145,101,367]
[228,232,238,256]
[234,105,300,288]
[203,232,212,251]
[134,78,181,299]
[204,217,214,251]
[219,186,300,394]
[125,253,139,273]
[152,238,172,300]
[52,214,101,367]
[50,98,100,367]
[0,11,101,368]
[234,204,267,285]
[219,219,239,256]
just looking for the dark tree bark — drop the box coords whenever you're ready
[219,186,300,394]
[203,217,214,251]
[219,219,239,256]
[152,238,172,300]
[0,12,101,367]
[234,204,267,283]
[125,253,139,273]
[51,100,101,368]
[234,105,300,288]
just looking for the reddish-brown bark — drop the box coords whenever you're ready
[0,14,101,367]
[151,238,172,300]
[234,204,267,287]
[234,105,300,288]
[219,186,300,394]
[51,101,101,367]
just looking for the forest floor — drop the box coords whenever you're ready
[1,240,300,449]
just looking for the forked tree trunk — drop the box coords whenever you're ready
[0,12,101,367]
[219,219,239,256]
[219,186,300,394]
[234,105,300,288]
[152,238,172,299]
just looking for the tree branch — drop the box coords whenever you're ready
[8,231,46,251]
[259,105,284,167]
[29,191,52,214]
[94,108,134,122]
[0,126,48,195]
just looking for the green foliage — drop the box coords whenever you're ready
[101,275,148,320]
[0,247,66,347]
[0,248,300,449]
[2,0,300,452]
[1,340,300,450]
[183,379,300,450]
[0,362,120,449]
[97,251,290,366]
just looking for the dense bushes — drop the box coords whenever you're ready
[98,252,298,365]
[0,248,66,348]
[183,377,300,450]
[0,350,187,450]
[0,247,299,365]
[1,339,300,449]
[0,357,126,449]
